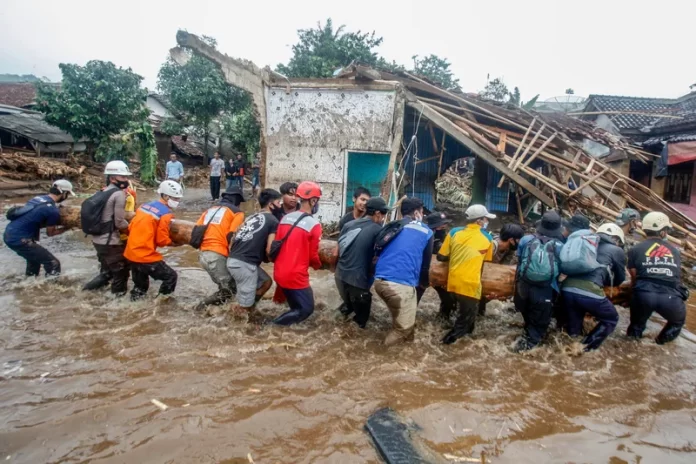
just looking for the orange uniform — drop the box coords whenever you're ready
[196,206,245,257]
[124,200,174,263]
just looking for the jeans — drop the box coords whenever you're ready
[225,178,234,191]
[515,281,554,348]
[130,260,178,300]
[237,176,244,190]
[252,173,260,188]
[337,278,373,328]
[627,290,686,344]
[210,176,221,200]
[83,243,130,295]
[442,294,479,344]
[273,287,315,325]
[7,239,60,277]
[563,291,619,350]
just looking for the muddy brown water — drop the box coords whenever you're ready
[1,189,695,463]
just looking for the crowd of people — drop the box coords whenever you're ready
[2,160,689,352]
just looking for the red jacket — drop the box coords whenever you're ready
[273,211,322,289]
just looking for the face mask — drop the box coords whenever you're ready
[414,212,423,222]
[434,229,446,241]
[116,180,129,190]
[482,221,489,230]
[510,240,519,251]
[311,201,320,215]
[167,199,180,209]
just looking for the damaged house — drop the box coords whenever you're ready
[172,31,696,263]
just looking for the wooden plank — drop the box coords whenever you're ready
[414,155,441,165]
[497,132,507,152]
[520,132,558,169]
[427,123,439,153]
[407,99,555,207]
[497,117,536,188]
[516,188,525,224]
[583,157,596,174]
[437,131,446,179]
[512,124,547,171]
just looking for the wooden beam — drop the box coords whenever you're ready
[407,100,555,208]
[437,131,446,179]
[497,117,536,188]
[520,132,558,169]
[512,124,547,171]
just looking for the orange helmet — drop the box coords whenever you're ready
[296,181,322,200]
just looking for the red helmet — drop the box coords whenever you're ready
[296,181,322,200]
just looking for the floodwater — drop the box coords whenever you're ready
[1,189,696,463]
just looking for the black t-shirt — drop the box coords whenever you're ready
[627,238,681,295]
[338,211,358,232]
[229,212,279,265]
[336,217,382,289]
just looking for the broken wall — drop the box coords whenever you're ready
[265,85,399,223]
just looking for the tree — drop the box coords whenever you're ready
[276,19,383,78]
[480,77,510,102]
[565,88,575,95]
[412,54,461,91]
[35,60,157,182]
[508,86,521,106]
[158,36,240,161]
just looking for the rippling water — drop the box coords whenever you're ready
[1,190,695,463]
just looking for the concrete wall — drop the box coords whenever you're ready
[147,96,169,118]
[264,86,399,223]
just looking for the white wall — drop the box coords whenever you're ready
[265,86,398,223]
[147,96,170,118]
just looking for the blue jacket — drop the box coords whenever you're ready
[375,218,434,287]
[3,195,60,246]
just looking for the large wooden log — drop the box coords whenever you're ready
[57,206,638,304]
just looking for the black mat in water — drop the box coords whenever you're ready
[365,407,441,464]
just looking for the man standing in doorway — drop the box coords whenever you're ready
[166,153,184,182]
[251,153,261,194]
[338,187,371,231]
[209,152,225,200]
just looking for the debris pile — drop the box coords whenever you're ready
[435,157,475,210]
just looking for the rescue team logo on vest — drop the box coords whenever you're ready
[645,243,673,259]
[140,201,171,220]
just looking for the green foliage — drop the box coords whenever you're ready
[509,86,521,106]
[565,88,575,95]
[412,55,460,91]
[480,77,510,102]
[159,117,186,136]
[222,101,261,157]
[522,95,540,110]
[35,60,157,183]
[276,19,383,78]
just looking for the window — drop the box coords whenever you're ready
[665,161,694,204]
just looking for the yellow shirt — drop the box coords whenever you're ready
[438,224,494,299]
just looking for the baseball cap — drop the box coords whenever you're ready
[425,212,452,229]
[465,204,496,220]
[366,197,388,214]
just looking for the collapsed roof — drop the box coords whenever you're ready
[173,31,696,261]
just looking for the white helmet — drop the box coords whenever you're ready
[52,179,75,196]
[597,223,625,245]
[104,160,132,176]
[157,180,183,198]
[643,212,671,232]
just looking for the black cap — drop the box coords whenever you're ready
[366,197,388,214]
[535,211,563,239]
[425,212,452,229]
[564,213,590,232]
[222,185,245,202]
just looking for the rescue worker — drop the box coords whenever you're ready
[335,197,388,328]
[195,185,246,310]
[512,211,564,351]
[615,208,642,240]
[82,161,133,295]
[561,216,626,351]
[374,198,434,346]
[165,153,184,182]
[272,181,323,325]
[337,186,371,231]
[626,212,686,344]
[437,204,495,344]
[124,180,183,300]
[418,212,457,324]
[227,189,282,312]
[3,179,74,277]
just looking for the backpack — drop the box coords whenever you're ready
[374,220,406,256]
[559,230,603,276]
[268,213,309,262]
[519,235,559,283]
[80,188,119,236]
[190,206,224,249]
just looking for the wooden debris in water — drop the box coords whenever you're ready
[443,454,482,463]
[247,388,261,393]
[587,391,602,398]
[247,452,255,463]
[150,399,169,411]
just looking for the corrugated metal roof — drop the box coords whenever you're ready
[0,112,77,144]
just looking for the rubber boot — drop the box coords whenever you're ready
[512,336,537,353]
[656,323,683,345]
[336,302,352,317]
[83,273,111,291]
[582,323,614,351]
[194,289,232,312]
[384,326,415,347]
[626,324,644,340]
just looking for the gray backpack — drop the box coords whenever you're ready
[559,230,603,275]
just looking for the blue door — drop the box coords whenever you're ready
[345,151,391,208]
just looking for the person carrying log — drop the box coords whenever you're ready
[225,189,282,313]
[418,212,457,324]
[335,197,388,328]
[82,161,133,296]
[626,212,687,344]
[271,181,323,325]
[374,198,434,346]
[193,185,245,310]
[3,179,74,277]
[124,180,184,301]
[437,204,495,345]
[615,208,642,242]
[512,211,564,352]
[561,215,626,351]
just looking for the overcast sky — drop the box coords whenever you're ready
[1,0,694,101]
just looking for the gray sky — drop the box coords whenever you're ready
[1,0,694,100]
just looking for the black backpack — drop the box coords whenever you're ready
[80,188,119,236]
[374,219,406,256]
